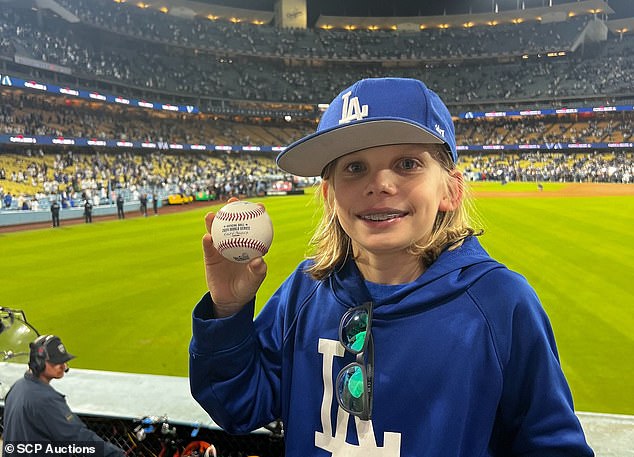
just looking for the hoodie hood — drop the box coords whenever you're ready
[329,236,503,316]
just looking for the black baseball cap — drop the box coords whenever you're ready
[35,335,76,364]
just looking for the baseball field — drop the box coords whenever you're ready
[1,181,632,416]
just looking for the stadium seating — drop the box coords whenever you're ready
[1,1,633,111]
[0,0,632,208]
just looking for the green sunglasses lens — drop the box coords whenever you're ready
[342,312,368,353]
[337,363,366,414]
[347,365,364,398]
[350,330,366,352]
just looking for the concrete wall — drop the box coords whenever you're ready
[0,203,138,227]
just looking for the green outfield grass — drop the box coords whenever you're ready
[1,183,632,415]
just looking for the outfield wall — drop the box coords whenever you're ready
[0,203,138,227]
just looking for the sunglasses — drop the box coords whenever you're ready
[335,302,374,421]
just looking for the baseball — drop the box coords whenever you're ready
[211,201,274,263]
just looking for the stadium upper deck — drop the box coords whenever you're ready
[0,0,633,116]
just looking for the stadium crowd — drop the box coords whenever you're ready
[0,148,281,211]
[1,1,633,111]
[0,89,308,145]
[1,89,632,146]
[1,93,633,212]
[0,0,633,215]
[461,150,632,183]
[1,143,631,213]
[55,0,585,60]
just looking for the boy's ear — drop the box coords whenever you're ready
[439,170,464,212]
[322,180,330,200]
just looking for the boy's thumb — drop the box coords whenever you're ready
[248,257,267,278]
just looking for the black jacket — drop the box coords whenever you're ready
[3,372,124,456]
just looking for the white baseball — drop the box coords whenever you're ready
[211,201,274,263]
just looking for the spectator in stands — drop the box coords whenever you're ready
[50,197,60,227]
[189,77,594,456]
[2,335,125,456]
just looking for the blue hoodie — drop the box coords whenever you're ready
[189,236,593,456]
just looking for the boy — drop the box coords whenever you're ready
[189,77,593,456]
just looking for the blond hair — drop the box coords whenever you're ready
[306,145,481,280]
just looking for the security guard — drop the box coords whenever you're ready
[2,335,124,456]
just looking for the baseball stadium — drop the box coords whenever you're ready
[0,0,633,455]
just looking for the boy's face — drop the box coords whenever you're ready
[327,143,458,264]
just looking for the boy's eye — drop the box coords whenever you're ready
[344,162,365,173]
[399,158,421,170]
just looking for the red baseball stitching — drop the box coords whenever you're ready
[216,206,265,222]
[217,238,269,254]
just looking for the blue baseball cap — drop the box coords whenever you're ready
[276,77,457,177]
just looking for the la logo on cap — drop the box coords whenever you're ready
[339,91,368,125]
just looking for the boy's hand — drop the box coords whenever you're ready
[202,199,267,318]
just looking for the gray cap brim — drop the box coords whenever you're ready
[277,119,446,177]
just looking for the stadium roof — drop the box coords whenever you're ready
[143,0,633,30]
[203,0,634,23]
[606,17,634,35]
[315,0,614,30]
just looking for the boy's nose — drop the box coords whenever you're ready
[365,170,396,195]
